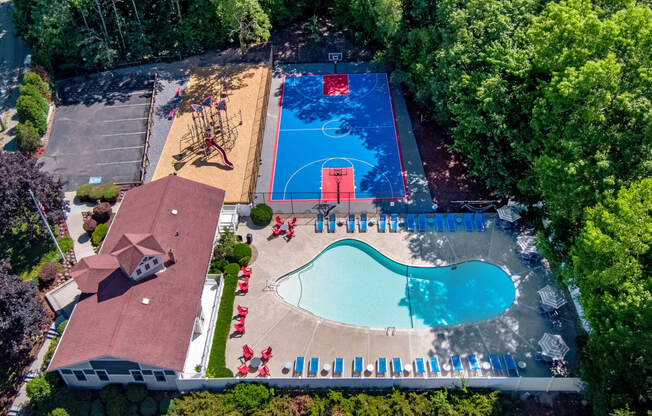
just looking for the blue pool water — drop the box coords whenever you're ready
[276,240,515,328]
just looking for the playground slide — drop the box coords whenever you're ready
[205,138,234,169]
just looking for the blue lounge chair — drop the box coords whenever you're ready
[315,214,324,232]
[475,213,485,231]
[407,214,415,232]
[377,358,387,375]
[392,357,403,374]
[378,213,387,232]
[328,214,336,232]
[503,354,519,376]
[418,214,426,232]
[429,356,440,375]
[436,213,445,232]
[468,354,481,374]
[334,358,343,375]
[360,213,367,232]
[390,213,398,232]
[489,355,503,376]
[464,213,473,231]
[451,355,464,373]
[353,356,363,374]
[447,214,456,231]
[309,357,319,374]
[348,214,355,232]
[415,358,426,375]
[294,357,304,375]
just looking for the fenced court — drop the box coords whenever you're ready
[268,73,408,203]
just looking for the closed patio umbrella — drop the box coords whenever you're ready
[497,206,521,223]
[538,285,568,309]
[516,235,538,255]
[538,333,569,360]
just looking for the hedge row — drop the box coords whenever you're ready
[75,183,120,203]
[15,71,50,152]
[205,264,240,378]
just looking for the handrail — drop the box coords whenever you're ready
[138,72,158,184]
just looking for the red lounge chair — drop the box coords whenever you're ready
[241,275,250,283]
[286,228,295,239]
[238,281,249,293]
[243,344,254,360]
[261,346,273,361]
[241,266,252,275]
[237,363,249,376]
[275,216,284,226]
[238,316,246,325]
[237,305,249,317]
[272,226,282,236]
[259,365,270,377]
[235,322,245,333]
[288,217,297,227]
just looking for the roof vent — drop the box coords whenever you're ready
[141,298,150,305]
[171,209,178,215]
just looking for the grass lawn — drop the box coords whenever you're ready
[206,272,238,377]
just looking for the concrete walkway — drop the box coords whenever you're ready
[222,214,579,379]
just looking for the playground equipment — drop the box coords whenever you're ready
[178,79,242,169]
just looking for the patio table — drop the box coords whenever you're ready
[280,223,289,232]
[482,362,491,370]
[443,363,451,372]
[323,363,331,372]
[250,357,262,369]
[366,364,374,373]
[283,361,292,371]
[518,361,527,369]
[404,364,413,373]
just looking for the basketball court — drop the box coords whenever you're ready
[267,71,408,203]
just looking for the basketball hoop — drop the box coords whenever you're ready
[328,52,343,74]
[328,168,347,203]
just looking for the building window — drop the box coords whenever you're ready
[96,370,109,381]
[136,268,142,276]
[152,258,159,266]
[164,370,175,376]
[73,370,87,381]
[83,369,95,375]
[153,371,166,382]
[131,370,144,382]
[61,369,72,375]
[145,263,150,271]
[141,370,153,376]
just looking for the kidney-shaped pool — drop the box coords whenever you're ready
[276,239,516,328]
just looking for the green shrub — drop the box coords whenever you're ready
[101,184,120,203]
[16,94,47,135]
[89,184,107,201]
[213,229,236,259]
[58,237,73,253]
[19,83,49,113]
[250,203,273,226]
[49,408,70,416]
[239,256,250,267]
[92,223,109,246]
[105,394,128,416]
[26,376,51,406]
[228,383,273,413]
[125,383,147,403]
[41,337,59,370]
[83,218,98,234]
[38,261,60,287]
[159,397,172,414]
[230,243,252,263]
[139,396,158,416]
[56,319,68,335]
[126,402,139,415]
[92,202,112,223]
[223,263,240,278]
[23,71,46,88]
[15,120,42,152]
[90,399,105,416]
[76,184,94,202]
[209,257,229,274]
[99,384,123,404]
[205,272,238,378]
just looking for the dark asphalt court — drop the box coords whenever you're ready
[41,72,154,191]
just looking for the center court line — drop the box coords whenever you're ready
[279,125,394,131]
[96,160,141,166]
[103,117,147,122]
[101,131,146,137]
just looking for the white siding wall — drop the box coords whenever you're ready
[56,359,178,390]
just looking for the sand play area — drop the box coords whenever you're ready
[153,64,270,203]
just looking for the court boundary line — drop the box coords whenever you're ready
[267,73,409,203]
[284,73,382,103]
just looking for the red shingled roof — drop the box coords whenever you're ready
[70,255,120,293]
[49,176,225,371]
[111,233,165,275]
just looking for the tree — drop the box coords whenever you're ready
[0,152,67,248]
[16,94,47,135]
[222,0,271,52]
[0,260,49,358]
[570,178,652,415]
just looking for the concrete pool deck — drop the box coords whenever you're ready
[223,214,579,378]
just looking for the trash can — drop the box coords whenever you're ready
[246,233,253,245]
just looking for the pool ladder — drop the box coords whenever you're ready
[263,280,278,291]
[386,326,396,336]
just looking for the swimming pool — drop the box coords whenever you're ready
[276,240,516,328]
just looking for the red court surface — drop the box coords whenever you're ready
[323,74,349,95]
[322,168,355,201]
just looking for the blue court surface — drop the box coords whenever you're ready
[268,73,408,202]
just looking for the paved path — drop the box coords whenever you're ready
[0,0,30,151]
